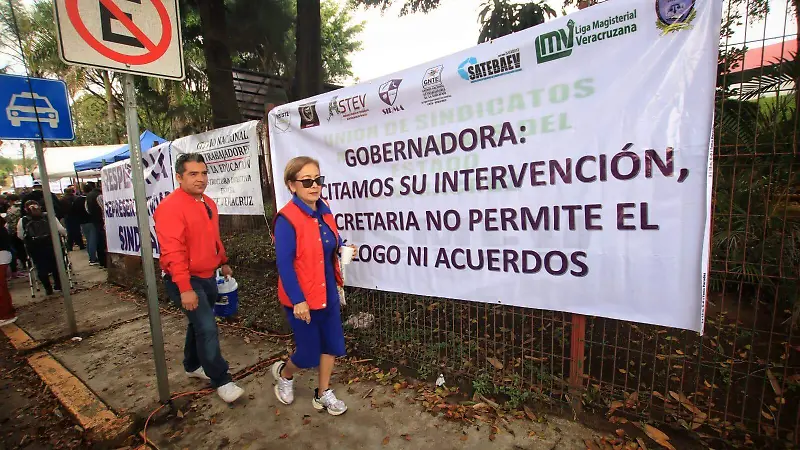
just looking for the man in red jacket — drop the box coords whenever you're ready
[154,153,244,403]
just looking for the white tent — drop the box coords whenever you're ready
[33,144,121,179]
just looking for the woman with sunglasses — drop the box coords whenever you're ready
[271,156,353,416]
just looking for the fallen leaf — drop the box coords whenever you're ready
[675,349,684,355]
[625,392,639,409]
[487,357,504,370]
[608,400,624,415]
[402,434,411,441]
[766,370,782,396]
[176,410,184,419]
[382,436,390,445]
[668,391,707,423]
[585,438,602,450]
[460,435,468,441]
[303,418,311,425]
[618,369,627,374]
[279,434,288,439]
[275,409,281,416]
[761,410,774,420]
[636,437,649,450]
[616,429,625,437]
[523,405,536,421]
[642,424,676,450]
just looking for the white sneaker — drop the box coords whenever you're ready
[313,389,347,416]
[0,317,18,327]
[217,382,244,403]
[186,367,210,381]
[271,361,294,405]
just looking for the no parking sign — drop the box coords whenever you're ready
[53,0,184,80]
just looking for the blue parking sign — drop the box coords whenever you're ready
[0,74,75,141]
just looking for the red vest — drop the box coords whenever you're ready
[276,201,343,310]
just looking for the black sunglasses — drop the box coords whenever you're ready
[295,176,325,188]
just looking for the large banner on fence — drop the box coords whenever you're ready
[171,121,264,215]
[268,0,720,332]
[102,142,175,257]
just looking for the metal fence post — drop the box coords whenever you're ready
[569,313,586,412]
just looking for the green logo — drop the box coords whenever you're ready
[535,20,575,64]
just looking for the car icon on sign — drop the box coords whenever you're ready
[6,92,59,128]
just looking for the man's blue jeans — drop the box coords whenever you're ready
[81,223,97,263]
[164,275,232,388]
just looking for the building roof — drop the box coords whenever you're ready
[735,40,797,72]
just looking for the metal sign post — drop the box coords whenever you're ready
[33,141,77,335]
[123,73,170,403]
[124,74,169,403]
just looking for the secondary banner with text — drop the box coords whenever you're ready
[171,120,265,216]
[102,142,174,257]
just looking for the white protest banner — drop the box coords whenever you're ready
[268,0,720,332]
[171,121,264,215]
[102,142,174,257]
[13,175,33,188]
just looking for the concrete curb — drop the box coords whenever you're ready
[1,323,38,351]
[2,324,135,447]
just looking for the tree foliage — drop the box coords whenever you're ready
[231,0,364,84]
[477,0,556,43]
[349,0,442,15]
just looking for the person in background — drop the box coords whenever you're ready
[21,181,62,219]
[85,181,106,267]
[271,156,354,416]
[5,196,27,278]
[60,187,85,251]
[18,201,66,296]
[0,215,16,327]
[81,183,100,266]
[154,153,244,404]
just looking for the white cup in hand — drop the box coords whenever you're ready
[340,245,356,265]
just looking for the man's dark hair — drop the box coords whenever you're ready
[83,182,95,194]
[175,153,206,176]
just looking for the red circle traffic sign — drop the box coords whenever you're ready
[66,0,172,66]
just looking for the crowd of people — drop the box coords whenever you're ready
[0,180,107,326]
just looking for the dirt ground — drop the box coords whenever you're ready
[0,333,90,450]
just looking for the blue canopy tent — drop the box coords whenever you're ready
[73,130,166,172]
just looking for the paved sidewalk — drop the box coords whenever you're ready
[4,251,611,449]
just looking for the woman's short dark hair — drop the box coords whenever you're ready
[175,153,206,175]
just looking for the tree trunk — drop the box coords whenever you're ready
[293,0,323,101]
[102,71,120,144]
[196,0,242,129]
[795,0,800,120]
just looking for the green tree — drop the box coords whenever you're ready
[0,156,14,185]
[352,0,554,44]
[348,0,441,15]
[320,1,365,82]
[227,0,363,98]
[477,0,556,43]
[71,95,126,146]
[190,0,242,128]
